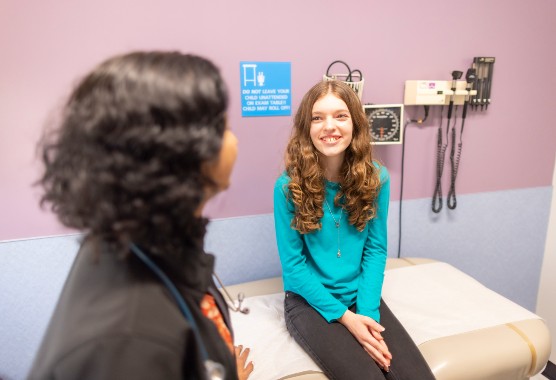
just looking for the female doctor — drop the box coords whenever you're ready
[29,51,252,380]
[274,80,435,380]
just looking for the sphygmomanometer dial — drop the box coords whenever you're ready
[364,105,404,145]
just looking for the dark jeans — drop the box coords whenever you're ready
[284,292,436,380]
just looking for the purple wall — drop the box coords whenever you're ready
[1,0,555,241]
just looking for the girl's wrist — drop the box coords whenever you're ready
[338,309,353,325]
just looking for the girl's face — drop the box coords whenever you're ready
[309,93,353,161]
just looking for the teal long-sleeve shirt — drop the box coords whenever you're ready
[273,165,390,323]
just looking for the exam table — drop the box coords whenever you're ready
[224,258,551,380]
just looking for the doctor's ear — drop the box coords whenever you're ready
[201,130,239,196]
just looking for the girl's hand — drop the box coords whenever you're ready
[234,345,254,380]
[338,310,392,371]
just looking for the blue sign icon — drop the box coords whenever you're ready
[240,61,291,117]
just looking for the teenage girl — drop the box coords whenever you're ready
[274,80,435,380]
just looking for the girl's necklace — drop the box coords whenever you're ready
[324,198,343,258]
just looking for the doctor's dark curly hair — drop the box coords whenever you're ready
[39,51,228,257]
[285,80,381,233]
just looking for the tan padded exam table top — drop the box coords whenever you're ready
[223,258,551,380]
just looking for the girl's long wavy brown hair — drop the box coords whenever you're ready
[285,80,381,233]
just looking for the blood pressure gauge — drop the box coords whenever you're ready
[364,104,404,145]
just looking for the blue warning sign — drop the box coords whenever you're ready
[240,61,291,117]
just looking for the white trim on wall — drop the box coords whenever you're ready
[536,152,556,363]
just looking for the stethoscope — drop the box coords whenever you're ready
[130,243,249,380]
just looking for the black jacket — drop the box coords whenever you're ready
[27,240,238,380]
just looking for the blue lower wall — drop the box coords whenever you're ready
[210,186,552,314]
[393,186,551,313]
[0,186,551,380]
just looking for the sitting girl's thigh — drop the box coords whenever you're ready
[284,292,386,380]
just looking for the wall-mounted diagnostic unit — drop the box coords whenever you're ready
[403,80,477,106]
[364,104,404,145]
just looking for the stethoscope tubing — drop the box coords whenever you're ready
[130,243,210,359]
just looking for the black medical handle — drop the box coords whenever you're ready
[447,67,476,210]
[485,61,494,109]
[447,70,463,120]
[462,68,476,120]
[474,57,482,109]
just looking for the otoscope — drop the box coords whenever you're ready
[461,68,476,123]
[432,70,462,214]
[447,70,463,126]
[447,68,476,210]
